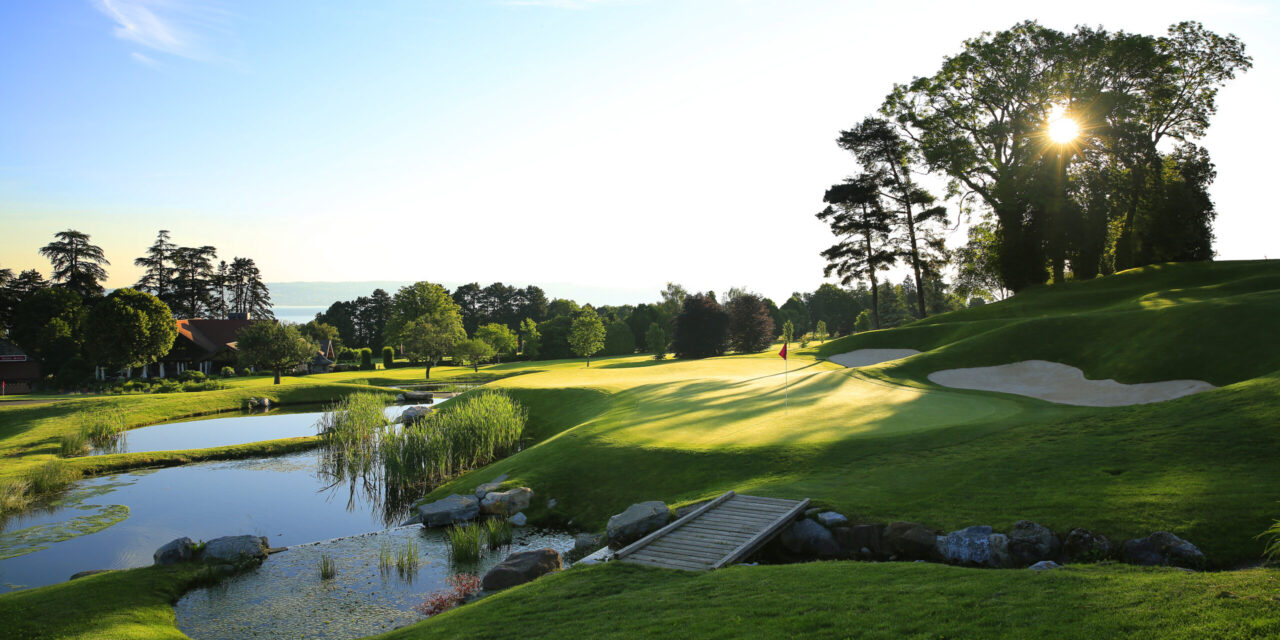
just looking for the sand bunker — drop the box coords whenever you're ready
[829,349,922,368]
[927,360,1215,407]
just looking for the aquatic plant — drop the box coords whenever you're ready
[378,540,394,578]
[81,408,128,449]
[319,553,336,580]
[0,478,32,515]
[1262,519,1280,565]
[414,573,482,618]
[395,541,420,578]
[58,431,89,457]
[483,517,513,550]
[446,524,483,563]
[25,461,80,496]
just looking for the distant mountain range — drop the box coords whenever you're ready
[267,281,660,308]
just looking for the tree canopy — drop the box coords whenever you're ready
[235,322,313,385]
[568,308,606,366]
[84,288,175,373]
[40,230,109,299]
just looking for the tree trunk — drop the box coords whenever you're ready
[472,361,478,373]
[425,362,432,379]
[863,223,881,330]
[273,368,281,385]
[897,169,928,319]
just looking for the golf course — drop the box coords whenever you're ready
[1,260,1277,638]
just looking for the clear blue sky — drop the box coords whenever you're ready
[2,0,1276,304]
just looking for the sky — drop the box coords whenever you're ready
[1,0,1277,305]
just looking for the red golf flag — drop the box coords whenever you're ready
[778,343,787,360]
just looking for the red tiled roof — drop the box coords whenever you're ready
[176,318,261,356]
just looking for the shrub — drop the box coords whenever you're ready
[220,366,237,378]
[59,430,89,457]
[338,347,357,362]
[646,322,668,360]
[414,573,481,618]
[360,348,374,371]
[183,381,225,392]
[239,367,252,377]
[1263,519,1280,565]
[178,370,206,383]
[122,380,147,393]
[382,346,395,369]
[153,379,183,393]
[672,294,730,359]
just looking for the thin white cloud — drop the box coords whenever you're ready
[129,51,164,69]
[92,0,230,63]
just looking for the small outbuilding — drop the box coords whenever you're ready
[0,339,40,395]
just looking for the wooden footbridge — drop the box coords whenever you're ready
[614,491,809,571]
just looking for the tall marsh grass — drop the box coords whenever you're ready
[59,430,89,457]
[26,461,80,495]
[483,517,513,550]
[1263,519,1280,564]
[81,407,128,450]
[446,524,483,563]
[317,390,526,524]
[319,553,337,580]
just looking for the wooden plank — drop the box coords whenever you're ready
[731,495,800,507]
[615,491,737,559]
[655,533,743,548]
[712,498,811,569]
[699,512,779,526]
[649,538,739,555]
[711,506,790,518]
[713,503,793,515]
[623,554,709,571]
[631,548,717,565]
[679,526,758,538]
[684,519,764,530]
[680,522,759,534]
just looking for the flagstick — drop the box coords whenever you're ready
[784,343,789,414]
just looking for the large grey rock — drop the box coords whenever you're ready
[833,523,885,558]
[607,501,671,546]
[417,494,480,527]
[154,537,195,565]
[780,518,840,557]
[1008,520,1061,566]
[510,512,528,527]
[937,526,1012,567]
[883,522,937,560]
[1029,560,1061,571]
[473,474,510,499]
[1123,531,1205,569]
[482,548,562,590]
[202,535,268,567]
[481,487,534,516]
[399,406,432,425]
[1063,528,1113,563]
[573,533,603,553]
[816,511,849,528]
[400,391,434,403]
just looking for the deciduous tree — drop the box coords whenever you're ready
[235,322,313,385]
[568,308,606,366]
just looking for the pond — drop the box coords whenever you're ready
[90,401,448,456]
[175,525,575,640]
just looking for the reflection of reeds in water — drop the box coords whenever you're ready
[483,517,513,550]
[317,391,526,526]
[319,553,336,580]
[446,524,483,563]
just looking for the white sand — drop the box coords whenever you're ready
[927,360,1215,407]
[829,349,922,368]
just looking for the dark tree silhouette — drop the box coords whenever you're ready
[134,230,175,298]
[672,294,729,359]
[726,293,775,353]
[819,174,898,329]
[39,230,109,299]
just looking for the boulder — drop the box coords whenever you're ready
[1029,560,1061,571]
[473,474,510,499]
[1063,528,1113,563]
[883,522,938,560]
[1008,520,1061,566]
[573,533,603,554]
[1122,531,1205,569]
[482,548,563,590]
[246,397,271,409]
[202,535,268,567]
[481,487,534,516]
[937,526,1011,567]
[607,501,671,546]
[816,512,849,528]
[833,523,885,558]
[510,512,528,527]
[547,498,558,509]
[780,518,840,557]
[153,537,196,565]
[417,494,480,527]
[399,406,432,425]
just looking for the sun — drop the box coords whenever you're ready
[1047,112,1080,144]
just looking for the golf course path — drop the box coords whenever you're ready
[927,360,1216,407]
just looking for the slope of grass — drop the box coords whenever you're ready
[817,260,1280,385]
[381,562,1280,640]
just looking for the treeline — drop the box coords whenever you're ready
[0,229,270,386]
[819,21,1249,311]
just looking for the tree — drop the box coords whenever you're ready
[169,245,218,318]
[235,322,313,385]
[726,293,775,353]
[453,338,496,372]
[854,311,872,333]
[225,257,273,318]
[814,320,829,343]
[658,283,688,318]
[11,287,84,374]
[781,319,795,345]
[40,230,109,299]
[837,118,947,319]
[476,323,518,362]
[536,315,573,360]
[602,320,636,356]
[451,283,486,336]
[519,318,541,360]
[84,288,175,374]
[953,221,1006,301]
[134,230,175,299]
[301,320,341,349]
[385,282,465,375]
[568,308,606,366]
[819,175,897,329]
[672,294,729,359]
[626,303,657,351]
[317,301,357,347]
[645,322,668,360]
[546,298,580,319]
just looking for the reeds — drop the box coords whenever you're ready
[446,524,483,563]
[59,431,89,457]
[378,541,394,578]
[483,517,513,550]
[1263,520,1280,564]
[81,408,128,449]
[0,478,32,515]
[395,541,419,578]
[319,553,337,580]
[26,461,80,495]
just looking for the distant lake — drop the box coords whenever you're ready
[272,305,327,325]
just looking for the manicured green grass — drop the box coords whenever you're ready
[378,562,1280,639]
[0,564,218,640]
